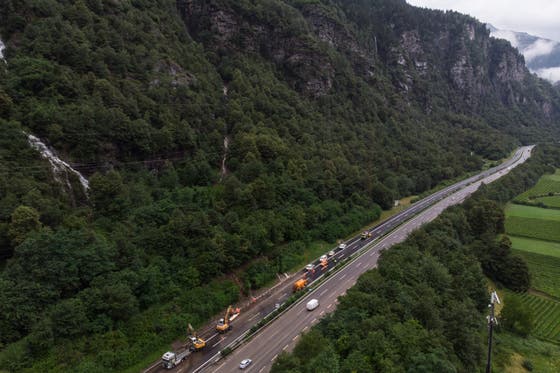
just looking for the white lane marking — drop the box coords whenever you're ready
[206,333,218,342]
[212,340,221,348]
[356,262,362,268]
[312,318,317,323]
[259,367,265,373]
[271,354,278,362]
[327,303,332,309]
[303,326,308,332]
[320,311,325,316]
[340,274,346,279]
[319,288,329,296]
[248,313,260,321]
[293,335,299,341]
[370,251,375,256]
[283,344,289,351]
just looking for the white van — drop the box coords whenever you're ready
[306,299,319,311]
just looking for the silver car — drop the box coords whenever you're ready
[239,359,252,369]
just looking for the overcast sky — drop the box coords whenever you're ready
[406,0,560,41]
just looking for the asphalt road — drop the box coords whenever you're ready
[206,146,533,373]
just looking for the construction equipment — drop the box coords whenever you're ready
[162,350,190,369]
[293,277,308,292]
[216,305,240,333]
[187,323,206,351]
[161,324,205,369]
[320,254,328,269]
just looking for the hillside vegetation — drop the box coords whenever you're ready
[273,145,560,373]
[0,0,560,371]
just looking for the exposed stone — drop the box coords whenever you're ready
[151,60,196,87]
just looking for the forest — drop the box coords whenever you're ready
[0,0,559,371]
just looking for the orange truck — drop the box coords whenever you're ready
[293,278,308,292]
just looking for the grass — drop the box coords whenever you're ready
[505,204,560,221]
[514,170,560,209]
[533,195,560,208]
[509,236,560,259]
[505,216,560,242]
[493,331,560,373]
[516,292,560,343]
[512,249,560,299]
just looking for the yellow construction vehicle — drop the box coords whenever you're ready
[187,323,206,351]
[293,277,308,292]
[216,305,240,333]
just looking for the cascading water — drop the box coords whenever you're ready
[27,134,90,192]
[0,38,5,62]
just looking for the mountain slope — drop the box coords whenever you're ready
[488,24,560,83]
[0,0,559,371]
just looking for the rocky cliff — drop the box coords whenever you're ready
[177,0,560,128]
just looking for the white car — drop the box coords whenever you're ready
[239,359,252,369]
[328,250,335,257]
[320,255,327,261]
[305,263,314,271]
[338,243,347,250]
[306,299,319,311]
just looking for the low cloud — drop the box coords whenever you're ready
[524,39,558,62]
[535,67,560,83]
[491,29,519,48]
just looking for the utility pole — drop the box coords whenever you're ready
[486,291,500,373]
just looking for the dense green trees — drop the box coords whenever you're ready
[0,0,559,371]
[273,145,560,372]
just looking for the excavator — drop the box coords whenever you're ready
[187,323,206,351]
[216,305,240,333]
[161,324,205,369]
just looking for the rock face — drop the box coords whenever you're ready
[175,0,559,122]
[177,0,335,97]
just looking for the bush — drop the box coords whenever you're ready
[522,359,534,371]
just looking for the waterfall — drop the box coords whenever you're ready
[27,134,90,192]
[219,136,230,182]
[0,38,5,62]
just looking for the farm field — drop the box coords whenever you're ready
[514,170,560,206]
[533,195,560,208]
[505,204,560,241]
[506,216,560,242]
[505,204,560,221]
[516,292,560,343]
[512,249,560,299]
[509,236,560,259]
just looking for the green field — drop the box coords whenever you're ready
[533,195,560,208]
[510,236,560,259]
[493,331,560,373]
[514,170,560,207]
[505,204,560,221]
[513,249,560,299]
[506,216,560,242]
[517,293,560,343]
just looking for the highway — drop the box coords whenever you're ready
[207,146,533,373]
[144,146,533,373]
